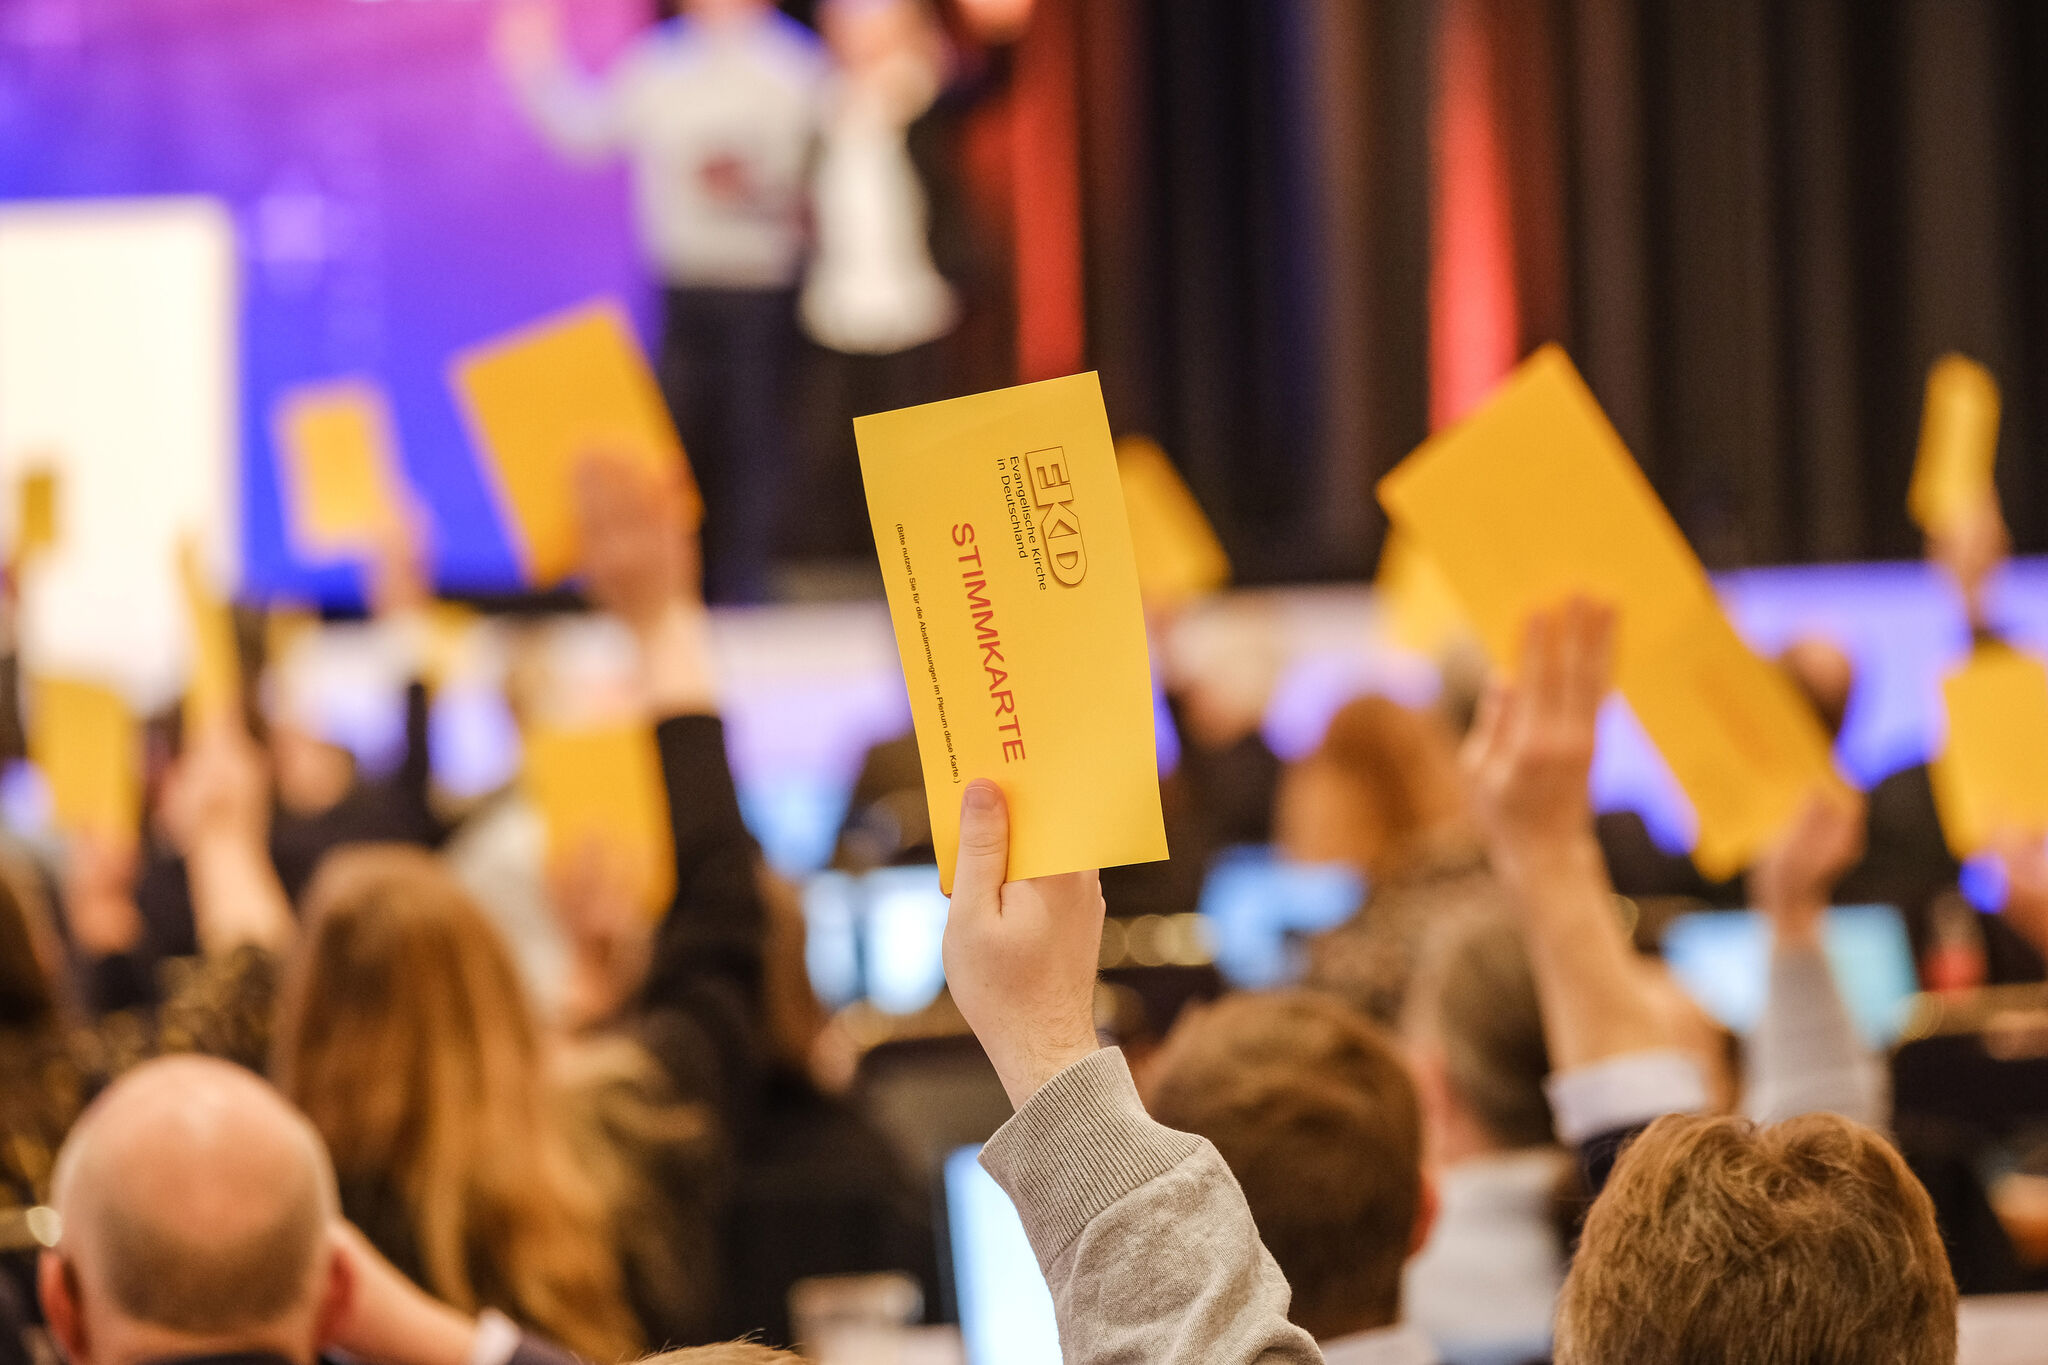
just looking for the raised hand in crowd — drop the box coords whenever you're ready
[943,780,1320,1364]
[1749,788,1868,953]
[491,0,566,87]
[943,780,1104,1110]
[1993,829,2048,960]
[1928,494,2009,634]
[1462,599,1683,1072]
[60,831,143,960]
[163,718,293,956]
[574,452,716,717]
[1742,789,1890,1129]
[364,499,436,624]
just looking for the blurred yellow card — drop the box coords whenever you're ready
[1116,435,1229,610]
[856,374,1167,891]
[450,299,701,587]
[30,678,140,842]
[273,379,405,560]
[1909,354,2000,536]
[17,466,58,560]
[1624,603,1844,879]
[179,540,240,732]
[1931,645,2048,858]
[523,724,675,918]
[1375,528,1469,657]
[1377,344,1839,878]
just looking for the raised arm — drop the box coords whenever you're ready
[571,453,767,1120]
[492,0,634,163]
[947,782,1322,1365]
[167,717,295,959]
[1465,602,1707,1177]
[1743,790,1890,1129]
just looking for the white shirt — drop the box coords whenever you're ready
[1403,1149,1568,1358]
[800,69,958,355]
[519,12,828,289]
[1320,1322,1441,1365]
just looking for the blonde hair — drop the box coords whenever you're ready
[1557,1112,1957,1365]
[636,1347,799,1365]
[272,846,643,1362]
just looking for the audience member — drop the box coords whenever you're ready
[37,1054,800,1365]
[1144,991,1439,1363]
[1557,1112,1957,1365]
[574,453,937,1343]
[944,779,1321,1363]
[1275,694,1475,885]
[35,1056,576,1365]
[1282,695,1487,1026]
[1399,914,1566,1362]
[270,845,698,1359]
[1471,599,1959,1364]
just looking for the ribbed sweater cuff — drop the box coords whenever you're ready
[979,1047,1202,1265]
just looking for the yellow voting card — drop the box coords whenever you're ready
[450,299,701,588]
[30,678,140,842]
[1909,354,2001,537]
[179,540,240,733]
[523,724,676,919]
[1377,344,1840,878]
[1624,602,1845,879]
[856,374,1168,892]
[17,466,58,560]
[1931,645,2048,858]
[273,379,406,561]
[1116,435,1230,610]
[1375,528,1469,657]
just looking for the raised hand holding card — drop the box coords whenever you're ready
[856,374,1167,892]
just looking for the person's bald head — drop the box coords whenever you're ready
[43,1056,342,1360]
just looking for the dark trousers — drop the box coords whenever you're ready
[659,286,800,604]
[797,338,948,560]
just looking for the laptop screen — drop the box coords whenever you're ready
[1661,904,1920,1048]
[943,1145,1062,1365]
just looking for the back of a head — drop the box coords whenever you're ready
[1144,991,1423,1340]
[1406,914,1554,1151]
[274,845,544,1179]
[51,1056,335,1344]
[1557,1112,1957,1365]
[273,845,641,1362]
[637,1348,800,1365]
[1278,696,1472,884]
[1326,698,1469,869]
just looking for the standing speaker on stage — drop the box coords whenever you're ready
[495,0,828,603]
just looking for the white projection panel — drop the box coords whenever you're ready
[0,198,238,709]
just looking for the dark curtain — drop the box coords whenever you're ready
[1077,0,1435,584]
[1076,0,2046,581]
[1541,0,2048,568]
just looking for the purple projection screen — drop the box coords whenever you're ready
[0,0,658,603]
